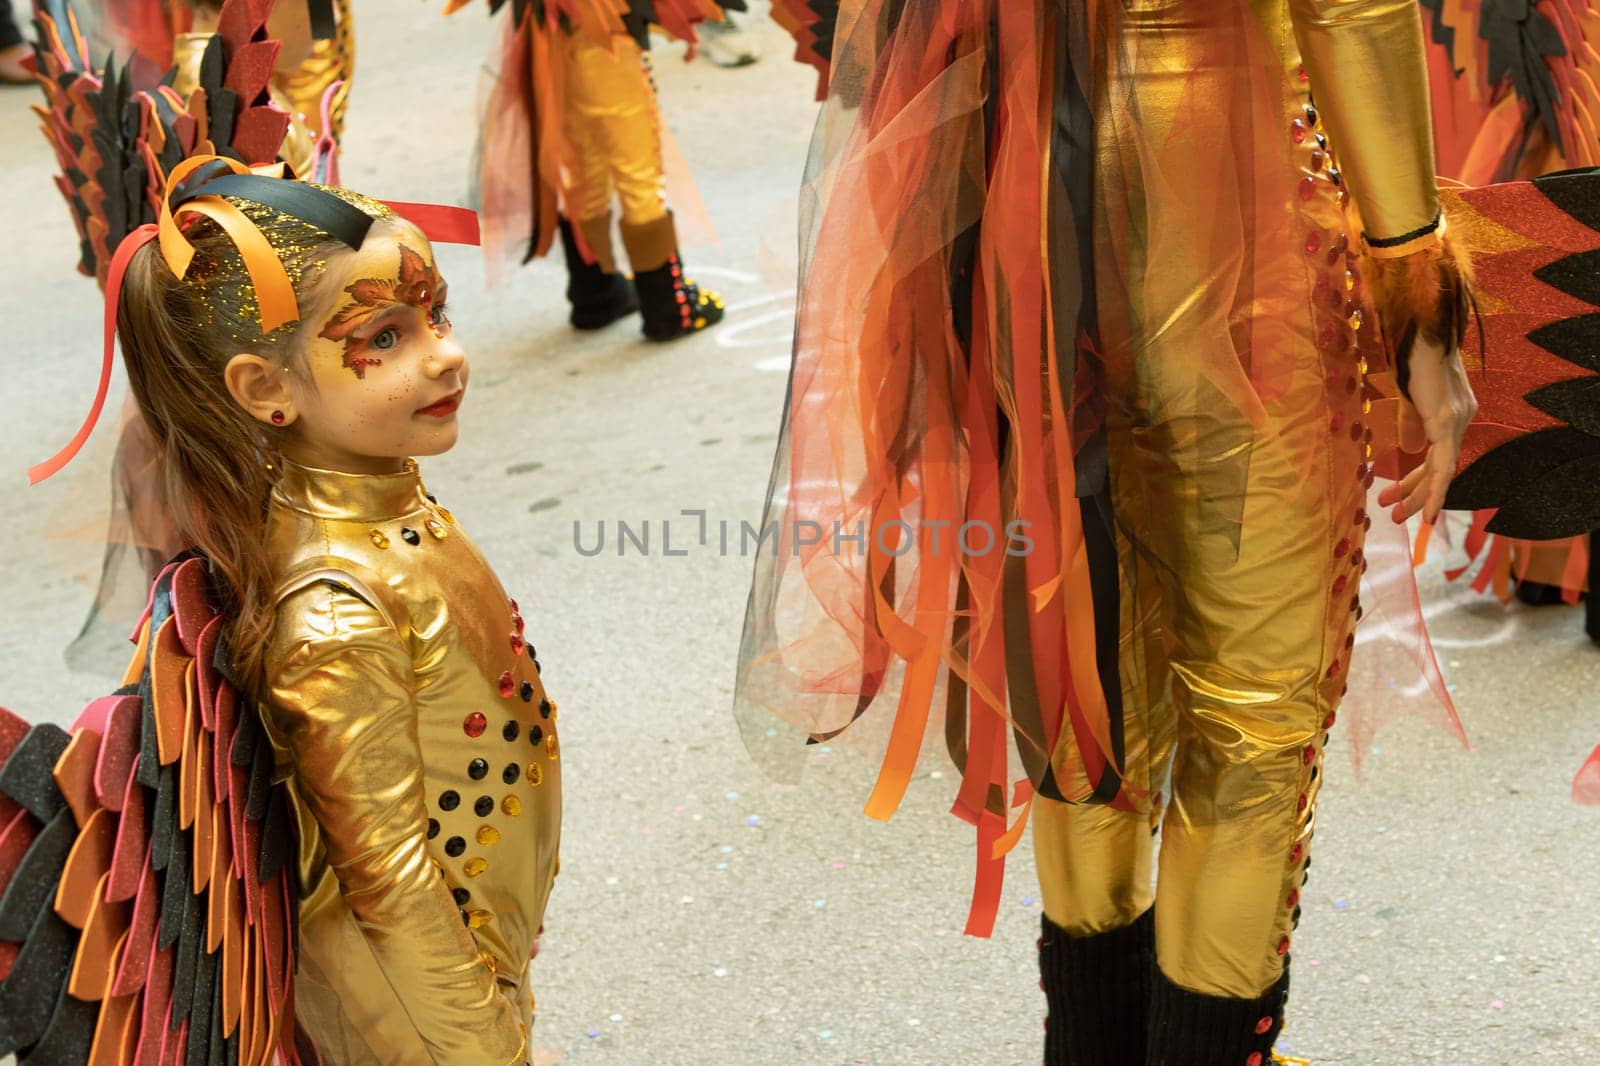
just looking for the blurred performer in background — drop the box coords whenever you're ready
[453,0,733,340]
[1422,0,1600,643]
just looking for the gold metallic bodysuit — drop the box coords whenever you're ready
[1034,0,1442,1000]
[261,460,560,1064]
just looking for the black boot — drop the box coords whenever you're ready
[1147,960,1291,1066]
[620,212,725,341]
[1040,909,1152,1066]
[558,216,637,330]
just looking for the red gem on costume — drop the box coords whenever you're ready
[511,634,525,655]
[1277,936,1290,956]
[1286,890,1300,909]
[1248,1053,1265,1066]
[1334,538,1350,558]
[1345,633,1355,650]
[1310,149,1326,172]
[510,598,520,612]
[1317,322,1338,349]
[1332,575,1348,595]
[499,671,514,698]
[1354,507,1367,524]
[1297,793,1309,812]
[1324,712,1336,729]
[1291,844,1304,863]
[464,713,487,738]
[514,614,526,636]
[1256,1015,1274,1035]
[1298,176,1317,201]
[1305,231,1323,255]
[1326,657,1341,678]
[1350,420,1363,441]
[1303,745,1315,765]
[1291,119,1308,144]
[1330,413,1345,433]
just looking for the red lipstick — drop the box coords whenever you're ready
[417,391,463,418]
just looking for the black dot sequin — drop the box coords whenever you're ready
[519,682,534,703]
[427,819,440,839]
[501,763,520,785]
[529,725,544,745]
[452,888,470,906]
[401,528,421,546]
[445,836,466,857]
[438,790,460,811]
[468,759,489,781]
[474,796,494,817]
[539,698,551,719]
[503,721,520,742]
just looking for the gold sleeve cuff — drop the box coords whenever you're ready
[1289,0,1440,245]
[265,583,526,1063]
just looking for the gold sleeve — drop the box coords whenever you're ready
[265,584,527,1066]
[1288,0,1441,252]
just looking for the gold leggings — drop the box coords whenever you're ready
[1033,0,1369,1000]
[561,32,669,228]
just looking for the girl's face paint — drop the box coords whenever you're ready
[282,224,469,474]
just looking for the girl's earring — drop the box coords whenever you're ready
[270,410,286,425]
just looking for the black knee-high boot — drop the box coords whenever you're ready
[558,215,638,330]
[1146,959,1291,1066]
[1040,909,1153,1066]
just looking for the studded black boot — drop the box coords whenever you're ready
[1040,909,1153,1066]
[619,212,725,341]
[1146,960,1292,1066]
[558,215,638,330]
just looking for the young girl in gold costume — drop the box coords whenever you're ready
[6,13,561,1046]
[738,2,1476,1063]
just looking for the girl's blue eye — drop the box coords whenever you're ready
[372,327,400,351]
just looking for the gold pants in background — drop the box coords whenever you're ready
[562,32,669,231]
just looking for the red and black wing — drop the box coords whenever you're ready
[0,555,302,1065]
[30,0,294,288]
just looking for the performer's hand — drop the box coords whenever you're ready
[1377,334,1477,523]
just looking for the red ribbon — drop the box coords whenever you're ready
[381,202,482,247]
[28,224,160,485]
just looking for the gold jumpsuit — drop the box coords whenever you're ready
[261,460,561,1064]
[1033,0,1443,1001]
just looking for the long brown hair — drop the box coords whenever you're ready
[116,194,390,692]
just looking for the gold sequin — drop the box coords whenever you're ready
[467,908,493,928]
[477,826,501,846]
[427,518,448,540]
[464,857,488,878]
[480,950,499,976]
[1347,309,1363,331]
[1358,358,1369,375]
[502,795,522,817]
[369,529,390,549]
[546,734,559,759]
[526,763,544,787]
[549,699,559,722]
[1362,398,1372,414]
[438,506,456,525]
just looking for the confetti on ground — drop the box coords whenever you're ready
[1491,1000,1504,1010]
[713,967,729,978]
[819,1030,833,1040]
[610,1014,623,1023]
[674,804,686,813]
[721,845,735,854]
[1376,826,1388,834]
[814,899,826,908]
[1334,899,1349,911]
[586,1029,600,1039]
[1309,959,1322,967]
[725,791,738,800]
[716,862,729,870]
[832,861,844,870]
[1021,895,1035,907]
[680,895,694,904]
[606,876,619,885]
[747,815,761,826]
